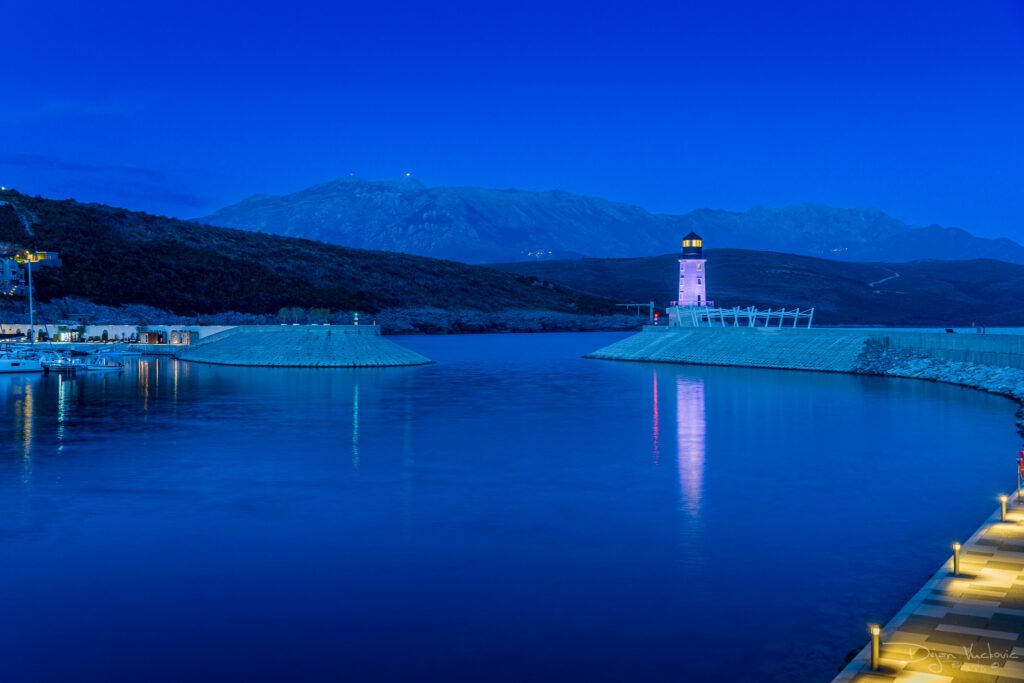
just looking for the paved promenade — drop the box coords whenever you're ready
[835,499,1024,682]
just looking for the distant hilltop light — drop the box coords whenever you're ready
[404,172,412,177]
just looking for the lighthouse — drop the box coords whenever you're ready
[677,232,707,306]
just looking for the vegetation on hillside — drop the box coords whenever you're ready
[0,191,616,318]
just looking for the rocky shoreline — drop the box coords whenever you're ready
[0,298,642,335]
[855,339,1024,436]
[589,327,1024,437]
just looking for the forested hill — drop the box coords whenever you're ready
[0,191,615,317]
[494,250,1024,327]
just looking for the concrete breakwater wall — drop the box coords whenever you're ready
[588,327,1024,432]
[178,325,431,367]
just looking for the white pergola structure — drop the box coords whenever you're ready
[668,305,815,329]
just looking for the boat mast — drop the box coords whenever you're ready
[27,259,33,346]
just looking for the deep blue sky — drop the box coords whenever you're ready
[2,1,1022,238]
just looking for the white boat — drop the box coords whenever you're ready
[0,354,43,373]
[83,355,124,372]
[97,347,141,358]
[38,351,82,373]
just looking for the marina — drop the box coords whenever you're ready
[3,4,1020,679]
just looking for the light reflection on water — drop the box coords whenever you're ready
[0,331,1020,683]
[675,375,706,518]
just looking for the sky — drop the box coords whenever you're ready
[2,0,1023,238]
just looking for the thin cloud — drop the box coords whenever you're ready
[0,154,210,212]
[0,153,168,180]
[111,183,211,210]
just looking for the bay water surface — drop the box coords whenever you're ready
[0,332,1019,682]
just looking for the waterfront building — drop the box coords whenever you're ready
[678,232,707,307]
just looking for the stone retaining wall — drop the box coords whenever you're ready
[588,327,1024,433]
[177,325,431,368]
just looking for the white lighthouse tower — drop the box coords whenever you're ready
[677,231,707,307]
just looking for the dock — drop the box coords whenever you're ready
[587,327,1024,433]
[835,499,1024,681]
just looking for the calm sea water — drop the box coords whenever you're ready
[0,332,1019,682]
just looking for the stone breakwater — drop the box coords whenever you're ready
[177,325,431,367]
[587,327,1024,434]
[857,339,1024,434]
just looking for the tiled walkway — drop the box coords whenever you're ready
[835,500,1024,682]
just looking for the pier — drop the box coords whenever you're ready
[835,498,1024,681]
[588,327,1024,434]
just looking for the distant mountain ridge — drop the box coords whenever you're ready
[202,177,1024,264]
[2,189,1021,328]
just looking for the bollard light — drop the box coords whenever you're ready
[1001,494,1009,522]
[869,624,881,671]
[952,542,962,576]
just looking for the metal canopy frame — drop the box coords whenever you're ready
[670,305,815,329]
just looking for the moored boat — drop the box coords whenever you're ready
[0,354,43,373]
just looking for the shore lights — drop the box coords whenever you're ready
[869,624,881,670]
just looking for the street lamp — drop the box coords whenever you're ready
[13,251,58,344]
[869,624,881,670]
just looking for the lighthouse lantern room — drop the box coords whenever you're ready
[677,231,707,307]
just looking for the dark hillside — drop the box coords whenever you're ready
[0,191,615,317]
[494,250,1024,326]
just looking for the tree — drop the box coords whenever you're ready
[289,306,306,324]
[277,307,291,323]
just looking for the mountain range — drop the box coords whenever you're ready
[202,177,1024,264]
[2,189,1023,328]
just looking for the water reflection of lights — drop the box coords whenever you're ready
[172,360,179,402]
[16,380,34,461]
[652,371,661,464]
[676,377,706,518]
[138,360,150,409]
[57,374,69,453]
[352,382,360,469]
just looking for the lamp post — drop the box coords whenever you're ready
[1001,494,1009,522]
[14,251,56,345]
[869,624,881,671]
[26,257,33,344]
[952,542,962,576]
